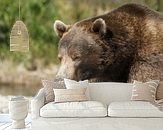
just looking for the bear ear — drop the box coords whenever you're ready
[92,18,106,36]
[54,20,69,38]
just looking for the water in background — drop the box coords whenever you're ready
[0,85,41,96]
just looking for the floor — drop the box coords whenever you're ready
[0,122,31,130]
[0,114,31,130]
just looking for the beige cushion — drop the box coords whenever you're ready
[131,80,159,102]
[156,81,163,100]
[64,78,90,99]
[42,80,65,103]
[53,88,88,103]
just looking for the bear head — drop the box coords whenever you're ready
[54,18,120,81]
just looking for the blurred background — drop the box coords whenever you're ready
[0,0,162,113]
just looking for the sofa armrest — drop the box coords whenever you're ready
[31,88,45,119]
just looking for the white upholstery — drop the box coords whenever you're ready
[32,117,163,130]
[40,101,107,117]
[31,82,132,119]
[89,82,132,104]
[31,88,45,119]
[108,101,163,117]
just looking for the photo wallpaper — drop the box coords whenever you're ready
[0,0,162,114]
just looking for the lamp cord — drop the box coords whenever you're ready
[18,0,21,34]
[19,0,21,20]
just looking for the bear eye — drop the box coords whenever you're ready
[72,55,80,61]
[58,55,62,62]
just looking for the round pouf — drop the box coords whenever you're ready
[9,96,28,129]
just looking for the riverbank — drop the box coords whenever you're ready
[0,60,59,86]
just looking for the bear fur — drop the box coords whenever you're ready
[54,3,163,82]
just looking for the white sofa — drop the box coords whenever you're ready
[31,82,163,130]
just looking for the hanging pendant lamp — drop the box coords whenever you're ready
[10,0,29,52]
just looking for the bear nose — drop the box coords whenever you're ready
[54,76,64,81]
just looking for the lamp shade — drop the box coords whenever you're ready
[10,20,29,52]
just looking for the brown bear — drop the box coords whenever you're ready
[54,3,163,82]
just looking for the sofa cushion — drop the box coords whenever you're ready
[108,101,163,117]
[40,101,107,117]
[53,88,88,103]
[156,81,163,100]
[42,80,66,104]
[64,78,90,99]
[131,80,159,102]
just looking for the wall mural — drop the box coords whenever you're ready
[0,1,163,115]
